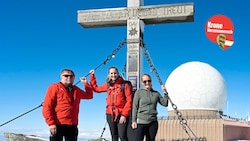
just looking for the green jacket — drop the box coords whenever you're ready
[132,89,168,124]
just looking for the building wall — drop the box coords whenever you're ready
[155,110,250,141]
[223,120,250,141]
[156,118,223,141]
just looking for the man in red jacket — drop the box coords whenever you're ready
[42,68,93,141]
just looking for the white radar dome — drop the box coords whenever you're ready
[165,61,227,111]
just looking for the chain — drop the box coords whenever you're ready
[121,62,127,78]
[140,40,199,139]
[140,42,163,86]
[0,39,127,128]
[74,38,127,85]
[99,121,108,140]
[0,103,43,127]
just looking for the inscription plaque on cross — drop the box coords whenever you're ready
[78,1,194,91]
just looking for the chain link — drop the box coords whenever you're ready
[74,38,127,85]
[140,39,202,140]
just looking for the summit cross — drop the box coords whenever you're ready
[78,0,194,90]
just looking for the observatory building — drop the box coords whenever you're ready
[155,61,250,141]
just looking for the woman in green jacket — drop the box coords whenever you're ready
[131,74,168,141]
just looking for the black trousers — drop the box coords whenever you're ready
[133,121,158,141]
[127,115,134,141]
[50,124,78,141]
[107,114,128,141]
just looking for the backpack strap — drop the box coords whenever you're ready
[121,80,134,98]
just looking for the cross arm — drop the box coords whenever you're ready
[77,3,194,28]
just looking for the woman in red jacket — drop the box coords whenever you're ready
[90,66,132,141]
[42,68,93,141]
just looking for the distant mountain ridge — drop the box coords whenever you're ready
[4,132,47,141]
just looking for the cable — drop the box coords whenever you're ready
[0,103,43,127]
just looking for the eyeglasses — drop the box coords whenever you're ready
[62,74,73,78]
[143,80,151,83]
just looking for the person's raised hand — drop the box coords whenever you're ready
[80,77,87,83]
[89,69,94,74]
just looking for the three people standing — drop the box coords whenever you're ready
[42,68,168,141]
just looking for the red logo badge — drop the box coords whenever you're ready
[205,14,234,50]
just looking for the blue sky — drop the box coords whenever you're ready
[0,0,249,140]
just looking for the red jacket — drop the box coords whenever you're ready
[90,73,132,118]
[42,82,93,126]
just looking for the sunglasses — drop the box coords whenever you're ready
[143,80,151,83]
[62,74,73,78]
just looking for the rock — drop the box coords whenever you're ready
[88,138,109,141]
[4,132,47,141]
